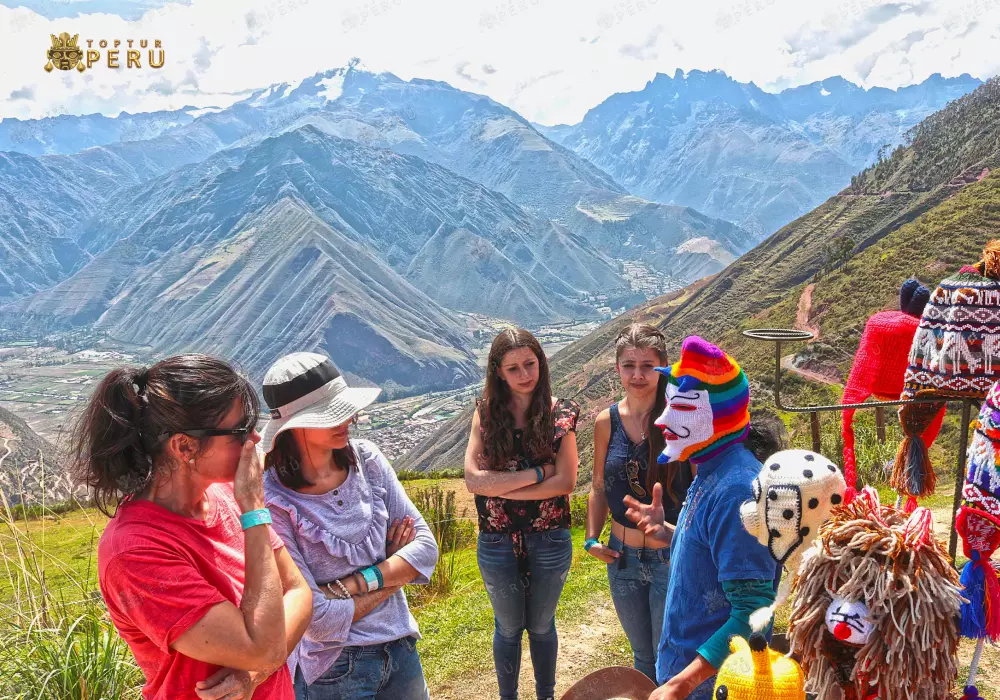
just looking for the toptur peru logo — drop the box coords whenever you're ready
[45,32,165,72]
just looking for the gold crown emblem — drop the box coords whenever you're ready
[45,32,86,73]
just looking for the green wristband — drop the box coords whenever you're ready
[584,538,599,551]
[239,509,272,530]
[534,466,544,483]
[360,565,381,592]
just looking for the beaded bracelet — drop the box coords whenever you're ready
[324,581,350,600]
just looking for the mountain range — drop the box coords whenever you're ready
[396,76,1000,474]
[0,64,984,398]
[540,69,981,238]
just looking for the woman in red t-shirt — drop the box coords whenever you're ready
[74,354,313,700]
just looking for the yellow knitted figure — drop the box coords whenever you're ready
[713,633,805,700]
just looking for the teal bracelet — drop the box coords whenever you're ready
[240,509,272,530]
[372,565,384,589]
[584,538,599,551]
[533,466,544,483]
[360,566,381,592]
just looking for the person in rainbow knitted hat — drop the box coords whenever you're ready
[626,337,781,700]
[653,336,751,464]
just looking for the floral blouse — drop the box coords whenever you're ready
[475,398,580,585]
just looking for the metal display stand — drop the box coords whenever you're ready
[743,328,975,562]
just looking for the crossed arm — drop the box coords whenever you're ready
[463,409,578,499]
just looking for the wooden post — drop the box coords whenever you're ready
[810,412,822,453]
[875,407,886,443]
[948,400,973,564]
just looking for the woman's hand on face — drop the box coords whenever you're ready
[234,440,265,514]
[586,542,620,564]
[386,517,416,556]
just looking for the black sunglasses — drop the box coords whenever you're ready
[158,423,256,443]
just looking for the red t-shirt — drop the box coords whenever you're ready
[98,483,295,700]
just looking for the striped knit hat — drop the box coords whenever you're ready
[654,335,750,464]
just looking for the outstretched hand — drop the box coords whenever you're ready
[624,482,672,546]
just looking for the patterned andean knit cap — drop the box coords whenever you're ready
[894,242,1000,500]
[903,263,1000,401]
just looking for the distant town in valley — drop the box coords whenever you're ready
[0,312,607,465]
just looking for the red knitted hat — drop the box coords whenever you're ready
[841,281,931,498]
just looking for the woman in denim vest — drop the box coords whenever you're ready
[464,329,580,700]
[584,324,693,682]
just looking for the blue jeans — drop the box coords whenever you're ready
[606,532,670,682]
[292,636,429,700]
[477,528,573,700]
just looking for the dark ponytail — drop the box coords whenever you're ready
[70,354,259,516]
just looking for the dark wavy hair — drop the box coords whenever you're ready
[614,323,684,504]
[265,429,358,490]
[479,329,553,468]
[70,354,259,517]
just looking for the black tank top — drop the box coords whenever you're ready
[603,402,692,527]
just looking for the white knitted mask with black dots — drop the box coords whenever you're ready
[740,449,847,575]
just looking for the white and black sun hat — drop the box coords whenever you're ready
[259,352,381,453]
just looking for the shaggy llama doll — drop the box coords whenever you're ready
[788,488,962,700]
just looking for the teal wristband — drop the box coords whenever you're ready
[534,466,544,483]
[584,538,599,551]
[372,565,384,589]
[240,509,272,530]
[360,566,380,592]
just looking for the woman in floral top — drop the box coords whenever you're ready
[464,329,580,700]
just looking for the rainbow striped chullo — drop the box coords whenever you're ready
[654,335,750,464]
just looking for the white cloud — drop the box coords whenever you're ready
[1,0,998,124]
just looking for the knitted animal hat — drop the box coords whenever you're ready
[714,633,805,700]
[788,487,963,700]
[894,241,1000,499]
[741,450,846,572]
[841,280,930,492]
[740,449,846,631]
[653,336,750,464]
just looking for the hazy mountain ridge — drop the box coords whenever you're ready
[1,66,753,292]
[544,69,981,238]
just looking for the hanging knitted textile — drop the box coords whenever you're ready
[955,378,1000,698]
[893,241,1000,499]
[787,487,963,700]
[714,633,805,700]
[840,279,936,499]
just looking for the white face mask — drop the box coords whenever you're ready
[653,380,714,462]
[824,597,873,646]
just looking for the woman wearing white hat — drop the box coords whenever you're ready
[260,352,439,700]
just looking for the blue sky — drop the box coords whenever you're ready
[6,0,187,21]
[2,0,998,123]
